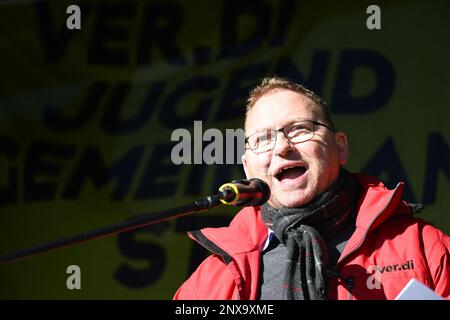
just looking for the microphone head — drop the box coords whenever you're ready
[246,178,271,206]
[219,178,271,207]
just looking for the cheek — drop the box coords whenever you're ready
[245,154,271,177]
[307,145,338,171]
[313,149,341,182]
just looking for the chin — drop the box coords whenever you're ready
[284,199,310,208]
[270,192,313,208]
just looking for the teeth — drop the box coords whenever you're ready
[283,165,299,171]
[276,164,304,175]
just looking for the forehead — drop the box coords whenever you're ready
[245,89,321,132]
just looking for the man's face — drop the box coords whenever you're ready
[242,89,349,208]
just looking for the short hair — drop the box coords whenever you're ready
[245,76,336,131]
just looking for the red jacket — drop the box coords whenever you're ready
[174,174,450,300]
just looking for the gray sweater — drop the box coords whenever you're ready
[259,219,356,300]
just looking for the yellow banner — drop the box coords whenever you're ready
[0,0,448,298]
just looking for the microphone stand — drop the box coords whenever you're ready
[0,193,230,265]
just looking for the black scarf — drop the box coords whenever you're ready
[261,169,359,300]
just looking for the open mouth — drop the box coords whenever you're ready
[275,165,307,181]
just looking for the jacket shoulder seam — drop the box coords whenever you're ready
[189,230,233,265]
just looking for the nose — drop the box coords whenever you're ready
[272,130,295,156]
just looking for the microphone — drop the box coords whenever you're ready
[0,178,270,264]
[218,178,270,207]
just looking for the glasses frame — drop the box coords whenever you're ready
[244,120,335,154]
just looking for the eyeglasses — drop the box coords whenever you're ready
[245,120,335,153]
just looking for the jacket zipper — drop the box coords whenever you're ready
[335,185,400,299]
[346,277,355,300]
[327,270,355,300]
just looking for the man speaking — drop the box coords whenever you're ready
[174,77,449,300]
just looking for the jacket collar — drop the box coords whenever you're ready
[337,173,412,264]
[352,173,411,231]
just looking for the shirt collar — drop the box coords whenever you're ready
[262,227,275,251]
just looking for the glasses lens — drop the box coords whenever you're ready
[286,121,314,143]
[247,121,318,153]
[248,130,276,152]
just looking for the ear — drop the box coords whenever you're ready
[334,132,349,166]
